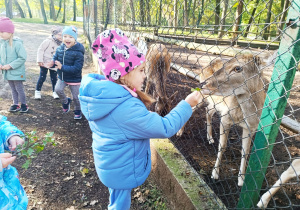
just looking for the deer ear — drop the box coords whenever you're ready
[254,56,262,66]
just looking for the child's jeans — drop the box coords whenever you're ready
[36,66,57,92]
[55,79,81,110]
[7,80,26,105]
[108,188,131,210]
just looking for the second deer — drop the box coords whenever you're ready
[145,44,177,116]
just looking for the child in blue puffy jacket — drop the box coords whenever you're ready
[0,115,28,209]
[79,28,203,210]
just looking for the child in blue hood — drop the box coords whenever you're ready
[79,28,203,210]
[47,26,85,120]
[0,115,28,209]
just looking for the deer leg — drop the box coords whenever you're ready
[176,105,198,137]
[206,107,216,144]
[257,159,300,208]
[211,120,231,180]
[238,128,252,186]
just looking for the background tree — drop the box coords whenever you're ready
[279,0,290,30]
[214,0,220,34]
[49,0,56,20]
[14,0,25,18]
[196,0,205,26]
[173,0,178,28]
[24,0,32,18]
[62,0,66,23]
[5,0,13,19]
[140,0,145,26]
[243,0,260,38]
[40,0,48,24]
[218,0,229,38]
[73,0,77,21]
[129,0,136,30]
[57,0,63,20]
[262,0,274,40]
[232,0,244,40]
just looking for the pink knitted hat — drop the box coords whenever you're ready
[92,28,145,81]
[0,17,15,34]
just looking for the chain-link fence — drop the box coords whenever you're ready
[83,0,300,209]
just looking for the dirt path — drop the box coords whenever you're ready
[0,22,155,210]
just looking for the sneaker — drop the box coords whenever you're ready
[35,90,41,99]
[62,98,72,113]
[9,105,20,112]
[53,92,59,99]
[20,104,29,113]
[74,110,82,120]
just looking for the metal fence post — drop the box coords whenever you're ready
[237,0,300,209]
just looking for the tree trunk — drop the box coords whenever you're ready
[214,0,220,34]
[62,0,66,23]
[24,0,32,18]
[279,0,290,30]
[5,0,13,19]
[243,0,259,38]
[191,0,196,26]
[232,0,244,40]
[73,0,77,21]
[140,0,145,26]
[146,0,151,25]
[40,0,48,24]
[158,0,162,25]
[173,0,178,28]
[14,0,25,18]
[104,0,112,30]
[262,0,274,40]
[57,0,63,19]
[196,0,205,26]
[50,0,56,20]
[129,0,136,30]
[184,0,188,26]
[218,0,228,38]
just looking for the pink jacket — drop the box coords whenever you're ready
[36,36,60,70]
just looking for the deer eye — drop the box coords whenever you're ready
[234,66,243,72]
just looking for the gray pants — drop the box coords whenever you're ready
[55,79,81,111]
[8,80,26,105]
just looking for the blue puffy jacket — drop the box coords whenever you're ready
[0,115,28,210]
[53,42,85,83]
[79,74,192,190]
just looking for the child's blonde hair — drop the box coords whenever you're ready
[8,33,13,47]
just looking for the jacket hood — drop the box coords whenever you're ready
[0,37,23,44]
[79,74,133,121]
[62,42,85,54]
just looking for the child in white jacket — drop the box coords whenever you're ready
[35,26,63,99]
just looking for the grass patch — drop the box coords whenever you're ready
[12,18,83,27]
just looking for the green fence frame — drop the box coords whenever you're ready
[237,0,300,208]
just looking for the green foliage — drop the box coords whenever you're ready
[191,87,201,92]
[13,130,56,169]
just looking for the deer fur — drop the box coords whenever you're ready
[178,54,267,186]
[145,44,177,116]
[257,159,300,208]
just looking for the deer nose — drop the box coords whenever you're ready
[200,81,207,88]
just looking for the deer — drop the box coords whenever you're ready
[257,159,300,208]
[145,43,178,116]
[178,54,267,186]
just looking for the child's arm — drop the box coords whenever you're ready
[0,115,24,151]
[37,39,50,66]
[117,92,203,140]
[7,41,27,70]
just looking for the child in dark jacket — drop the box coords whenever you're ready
[79,28,203,210]
[47,26,85,119]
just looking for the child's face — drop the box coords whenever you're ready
[0,32,12,40]
[122,62,146,91]
[63,34,76,48]
[55,32,62,41]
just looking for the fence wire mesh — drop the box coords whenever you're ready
[83,0,300,209]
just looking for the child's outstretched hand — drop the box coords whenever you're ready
[45,60,54,69]
[0,153,16,168]
[54,61,62,69]
[38,62,44,67]
[8,136,25,151]
[185,91,203,108]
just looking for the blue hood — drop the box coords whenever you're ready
[79,74,132,121]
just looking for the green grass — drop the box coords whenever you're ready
[12,18,83,28]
